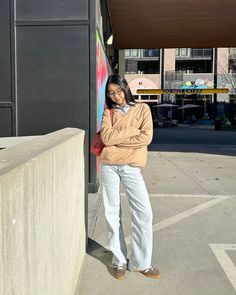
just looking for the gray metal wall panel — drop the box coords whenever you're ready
[0,0,11,102]
[16,0,88,21]
[16,26,89,136]
[0,108,12,136]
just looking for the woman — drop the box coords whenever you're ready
[99,74,160,280]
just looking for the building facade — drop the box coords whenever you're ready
[121,48,236,124]
[0,0,116,192]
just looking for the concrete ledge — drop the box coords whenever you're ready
[0,128,86,295]
[0,136,41,149]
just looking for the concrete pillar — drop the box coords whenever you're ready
[164,48,176,72]
[217,48,230,103]
[163,48,176,101]
[119,49,125,77]
[218,48,229,74]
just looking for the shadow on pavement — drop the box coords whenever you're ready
[150,126,236,156]
[87,238,114,278]
[149,143,236,156]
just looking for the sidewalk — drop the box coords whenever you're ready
[78,148,236,295]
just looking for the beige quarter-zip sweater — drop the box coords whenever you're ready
[99,103,153,167]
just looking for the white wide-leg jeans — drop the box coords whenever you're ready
[99,163,153,270]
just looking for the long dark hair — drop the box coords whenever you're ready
[105,74,135,109]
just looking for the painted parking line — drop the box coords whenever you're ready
[98,194,231,252]
[89,196,235,294]
[91,194,232,258]
[123,195,231,246]
[152,197,231,232]
[210,244,236,292]
[148,194,236,199]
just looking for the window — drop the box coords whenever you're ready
[125,60,138,73]
[229,60,236,73]
[125,49,131,57]
[191,49,213,58]
[150,95,158,100]
[137,60,160,74]
[181,48,188,56]
[143,49,159,58]
[132,49,139,57]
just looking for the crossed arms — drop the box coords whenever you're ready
[100,105,153,149]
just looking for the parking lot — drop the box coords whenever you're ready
[78,126,236,295]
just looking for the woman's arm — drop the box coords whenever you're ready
[116,105,153,148]
[100,109,140,146]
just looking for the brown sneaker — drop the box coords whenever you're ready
[135,266,160,279]
[112,264,126,280]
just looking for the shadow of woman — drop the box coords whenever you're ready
[87,238,114,277]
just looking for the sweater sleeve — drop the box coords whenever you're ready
[100,109,140,146]
[116,105,153,148]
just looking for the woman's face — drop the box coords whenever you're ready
[107,83,126,107]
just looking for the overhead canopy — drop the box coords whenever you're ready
[107,0,236,49]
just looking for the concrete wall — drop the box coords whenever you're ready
[0,128,86,295]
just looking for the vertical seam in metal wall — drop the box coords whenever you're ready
[10,0,17,136]
[85,0,92,243]
[88,0,91,181]
[88,0,91,185]
[14,0,18,136]
[89,0,97,187]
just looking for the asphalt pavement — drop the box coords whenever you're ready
[77,125,236,295]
